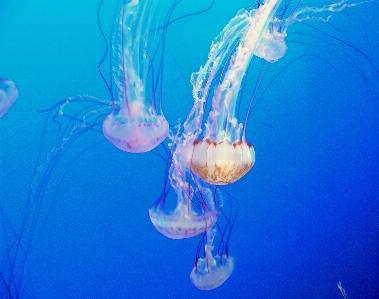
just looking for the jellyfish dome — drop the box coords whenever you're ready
[102,0,168,153]
[190,254,234,290]
[149,179,219,239]
[103,101,168,153]
[0,77,18,118]
[149,202,218,240]
[190,139,254,185]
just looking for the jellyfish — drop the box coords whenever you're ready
[149,167,221,239]
[0,77,18,118]
[101,0,169,153]
[188,0,286,185]
[190,226,234,290]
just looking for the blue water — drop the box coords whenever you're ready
[1,0,378,298]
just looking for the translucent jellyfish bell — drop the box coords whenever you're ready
[190,227,234,290]
[254,27,287,62]
[103,100,168,153]
[190,139,254,185]
[102,0,168,153]
[149,173,219,239]
[0,77,18,118]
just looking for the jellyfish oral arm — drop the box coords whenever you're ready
[113,1,149,114]
[206,0,282,142]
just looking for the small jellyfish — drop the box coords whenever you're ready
[190,227,234,290]
[0,77,18,118]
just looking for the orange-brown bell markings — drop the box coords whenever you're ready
[190,138,254,185]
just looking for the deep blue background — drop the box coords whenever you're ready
[1,0,378,298]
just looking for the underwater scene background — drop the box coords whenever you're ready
[0,0,378,298]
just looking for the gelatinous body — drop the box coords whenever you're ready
[102,0,168,153]
[190,139,253,185]
[149,197,218,239]
[149,177,219,239]
[0,77,18,118]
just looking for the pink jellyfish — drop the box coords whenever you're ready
[102,0,169,153]
[0,78,18,118]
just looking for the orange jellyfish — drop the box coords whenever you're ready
[188,0,371,185]
[102,0,169,153]
[188,0,289,185]
[0,77,18,118]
